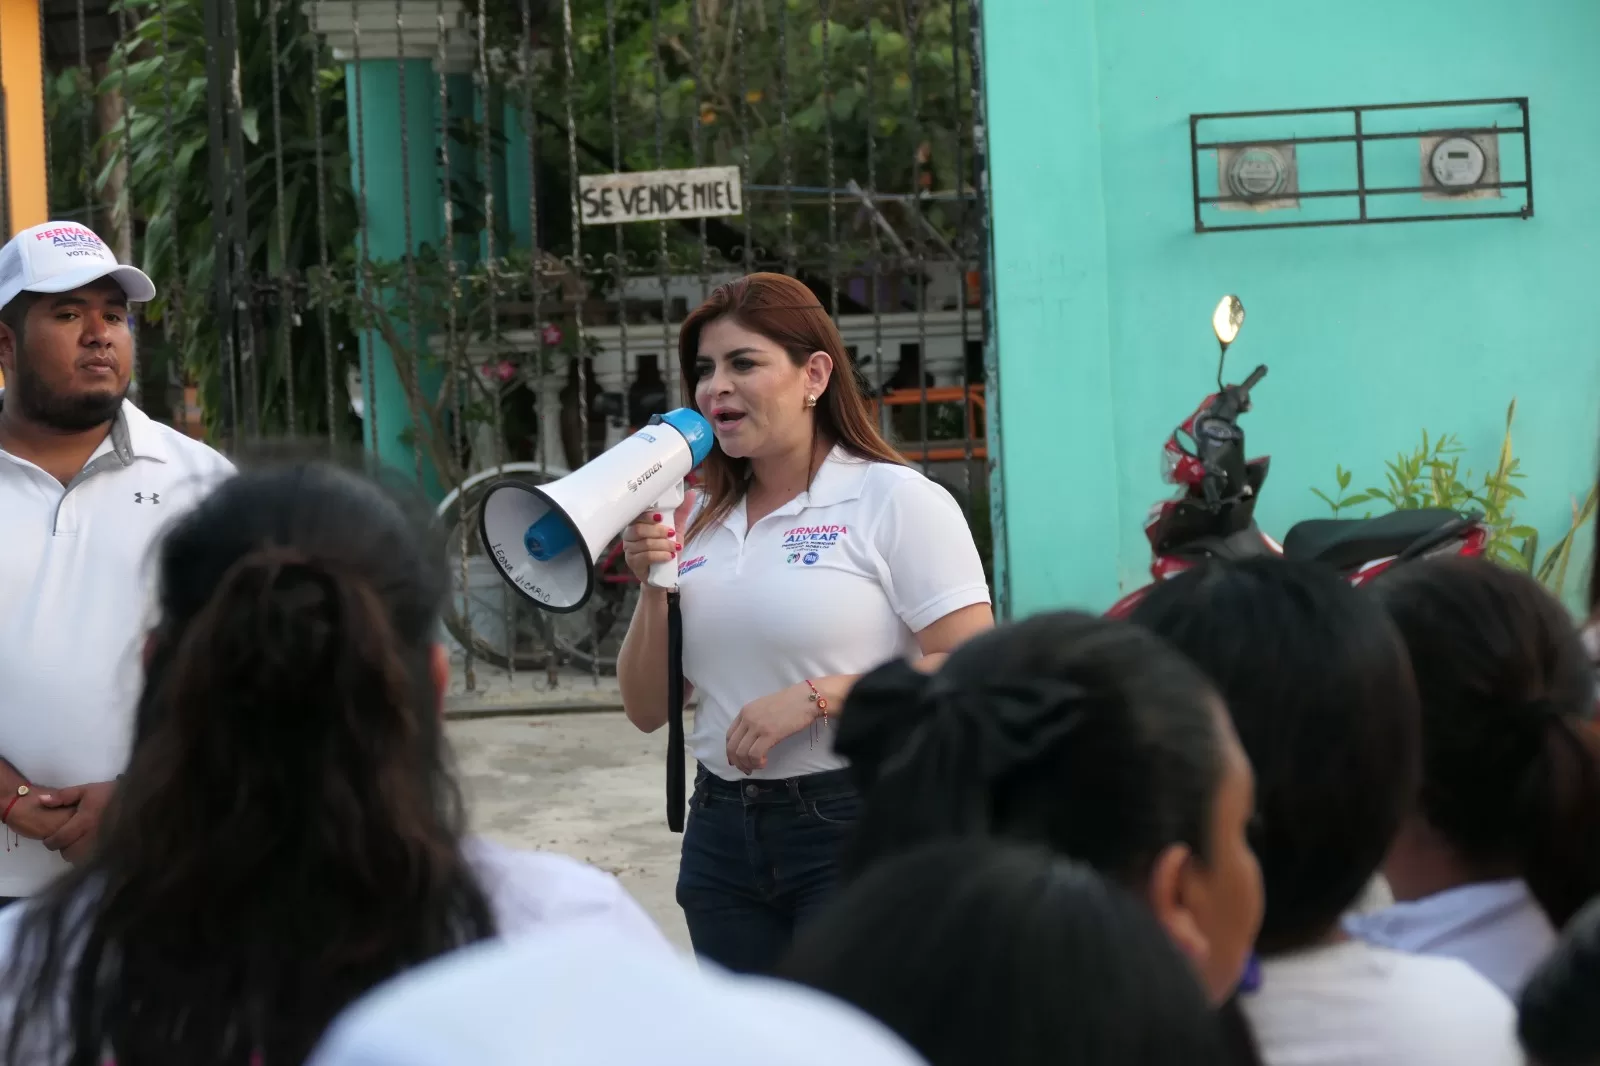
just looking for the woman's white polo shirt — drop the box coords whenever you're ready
[677,446,990,782]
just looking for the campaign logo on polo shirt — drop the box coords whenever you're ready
[781,524,847,565]
[677,554,708,576]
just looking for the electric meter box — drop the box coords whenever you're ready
[1420,133,1501,200]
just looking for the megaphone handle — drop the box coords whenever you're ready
[647,558,678,592]
[646,480,688,593]
[645,478,689,833]
[666,589,686,833]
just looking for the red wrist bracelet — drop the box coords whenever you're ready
[804,680,833,751]
[2,784,30,826]
[804,679,830,720]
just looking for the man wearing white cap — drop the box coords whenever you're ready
[0,221,233,902]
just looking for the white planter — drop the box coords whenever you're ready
[304,0,475,69]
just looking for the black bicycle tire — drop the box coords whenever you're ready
[548,579,638,675]
[438,469,559,673]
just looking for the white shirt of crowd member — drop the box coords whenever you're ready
[1243,937,1524,1066]
[0,832,671,994]
[621,313,993,779]
[308,923,926,1066]
[0,840,671,1066]
[1345,877,1555,999]
[0,221,235,899]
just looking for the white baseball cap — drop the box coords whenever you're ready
[0,221,156,312]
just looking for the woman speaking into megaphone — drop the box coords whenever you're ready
[616,272,994,974]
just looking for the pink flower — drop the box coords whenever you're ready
[541,323,563,347]
[482,359,517,383]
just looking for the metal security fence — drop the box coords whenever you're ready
[24,0,995,694]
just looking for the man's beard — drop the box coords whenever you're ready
[7,354,127,432]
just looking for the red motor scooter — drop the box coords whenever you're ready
[1106,295,1488,619]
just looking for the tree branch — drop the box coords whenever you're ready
[356,292,468,487]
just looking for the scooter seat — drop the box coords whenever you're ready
[1282,509,1465,569]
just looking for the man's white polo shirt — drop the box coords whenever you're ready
[678,446,990,782]
[0,397,234,896]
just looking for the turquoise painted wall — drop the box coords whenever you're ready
[343,64,526,500]
[505,104,535,251]
[985,0,1600,617]
[346,58,447,498]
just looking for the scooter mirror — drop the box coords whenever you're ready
[1212,295,1245,350]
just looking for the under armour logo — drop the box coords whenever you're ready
[134,492,160,505]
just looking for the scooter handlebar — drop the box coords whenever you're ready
[1216,365,1268,420]
[1193,364,1267,507]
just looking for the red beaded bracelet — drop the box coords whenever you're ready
[804,679,830,720]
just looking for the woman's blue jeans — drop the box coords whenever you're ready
[675,764,860,974]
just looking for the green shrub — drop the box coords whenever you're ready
[1311,399,1597,600]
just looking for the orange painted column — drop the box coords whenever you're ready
[0,0,45,386]
[0,0,48,236]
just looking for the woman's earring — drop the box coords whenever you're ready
[805,394,817,409]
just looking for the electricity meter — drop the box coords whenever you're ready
[1430,137,1487,189]
[1227,147,1291,200]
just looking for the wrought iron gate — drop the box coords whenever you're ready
[31,0,997,693]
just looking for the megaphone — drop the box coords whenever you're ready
[477,408,714,836]
[478,408,714,611]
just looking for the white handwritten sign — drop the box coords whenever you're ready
[578,166,744,226]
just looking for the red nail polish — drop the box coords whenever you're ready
[653,513,663,522]
[666,529,675,537]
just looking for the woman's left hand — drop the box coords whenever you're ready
[726,684,820,774]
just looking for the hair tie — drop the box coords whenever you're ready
[1238,953,1263,995]
[241,544,315,566]
[215,546,344,666]
[230,545,338,592]
[965,678,1092,784]
[833,659,942,790]
[838,663,1094,793]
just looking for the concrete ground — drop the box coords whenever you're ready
[449,711,694,951]
[445,664,632,717]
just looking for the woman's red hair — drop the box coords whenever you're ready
[678,272,903,544]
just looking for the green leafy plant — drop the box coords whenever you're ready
[1530,486,1599,599]
[482,0,976,273]
[75,0,563,476]
[62,0,976,474]
[1312,399,1598,599]
[74,0,361,441]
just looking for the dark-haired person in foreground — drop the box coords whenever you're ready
[1519,894,1600,1066]
[0,221,234,902]
[779,839,1235,1066]
[834,611,1263,1006]
[1348,557,1600,996]
[1131,557,1521,1066]
[0,461,667,1066]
